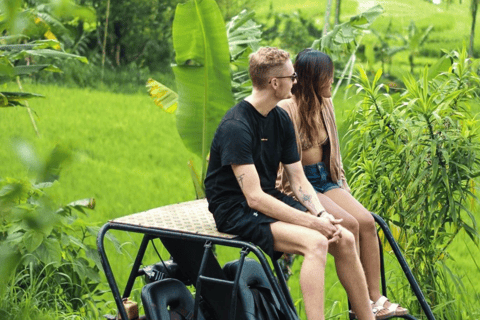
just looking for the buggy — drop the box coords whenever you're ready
[97,199,436,320]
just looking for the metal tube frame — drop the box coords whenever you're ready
[348,213,435,320]
[97,222,300,320]
[372,213,435,320]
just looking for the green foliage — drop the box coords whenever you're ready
[390,21,434,74]
[172,0,234,179]
[0,0,90,136]
[311,5,384,99]
[262,9,322,54]
[0,38,86,107]
[0,141,110,318]
[312,4,384,60]
[148,4,261,197]
[87,0,180,70]
[345,47,480,318]
[227,9,262,102]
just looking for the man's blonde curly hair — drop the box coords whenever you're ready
[249,47,291,90]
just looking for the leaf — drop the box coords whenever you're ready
[0,34,29,42]
[37,143,72,183]
[85,247,102,270]
[146,78,178,113]
[226,10,262,60]
[349,5,384,28]
[0,44,36,51]
[0,91,45,100]
[66,198,96,210]
[23,49,88,64]
[0,59,15,77]
[67,234,87,250]
[172,0,235,174]
[188,159,205,199]
[14,64,61,75]
[36,237,62,265]
[427,55,452,81]
[23,230,44,252]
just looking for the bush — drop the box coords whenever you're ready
[344,47,480,319]
[0,141,115,319]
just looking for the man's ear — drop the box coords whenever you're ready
[270,78,278,89]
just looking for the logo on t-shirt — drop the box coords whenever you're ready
[253,211,258,217]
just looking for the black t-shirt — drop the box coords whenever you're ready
[205,100,300,224]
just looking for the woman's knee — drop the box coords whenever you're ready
[358,211,376,234]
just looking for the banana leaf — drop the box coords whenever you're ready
[172,0,234,175]
[14,64,61,75]
[26,49,88,63]
[146,78,178,114]
[0,91,45,100]
[0,91,44,107]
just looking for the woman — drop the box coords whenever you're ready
[277,49,408,319]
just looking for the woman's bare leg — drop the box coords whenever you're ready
[327,228,374,320]
[321,188,382,303]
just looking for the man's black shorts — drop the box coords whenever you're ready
[214,190,307,260]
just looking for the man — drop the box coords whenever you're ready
[205,47,373,320]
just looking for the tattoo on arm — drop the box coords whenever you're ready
[298,186,316,212]
[237,174,245,189]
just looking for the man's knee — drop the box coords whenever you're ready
[342,215,359,237]
[338,228,356,250]
[304,233,328,261]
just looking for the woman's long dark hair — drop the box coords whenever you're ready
[292,49,334,144]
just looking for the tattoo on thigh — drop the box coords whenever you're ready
[237,174,245,189]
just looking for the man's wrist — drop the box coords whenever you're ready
[316,209,326,217]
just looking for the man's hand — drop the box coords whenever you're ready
[315,214,343,244]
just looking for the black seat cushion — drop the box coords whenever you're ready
[141,278,205,320]
[224,258,292,320]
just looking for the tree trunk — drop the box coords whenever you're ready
[470,0,478,56]
[335,0,341,25]
[101,0,111,80]
[323,0,333,35]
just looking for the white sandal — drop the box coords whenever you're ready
[373,296,408,319]
[349,300,393,320]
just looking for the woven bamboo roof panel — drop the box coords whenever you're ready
[111,199,237,239]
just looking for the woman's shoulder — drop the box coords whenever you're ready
[277,98,298,113]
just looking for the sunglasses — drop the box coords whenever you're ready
[268,72,297,83]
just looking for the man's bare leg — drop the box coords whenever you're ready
[271,221,374,320]
[271,221,329,320]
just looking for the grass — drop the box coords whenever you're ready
[2,81,478,319]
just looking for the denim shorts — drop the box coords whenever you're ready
[304,162,340,193]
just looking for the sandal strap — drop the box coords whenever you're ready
[374,296,389,307]
[387,303,399,312]
[372,306,384,314]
